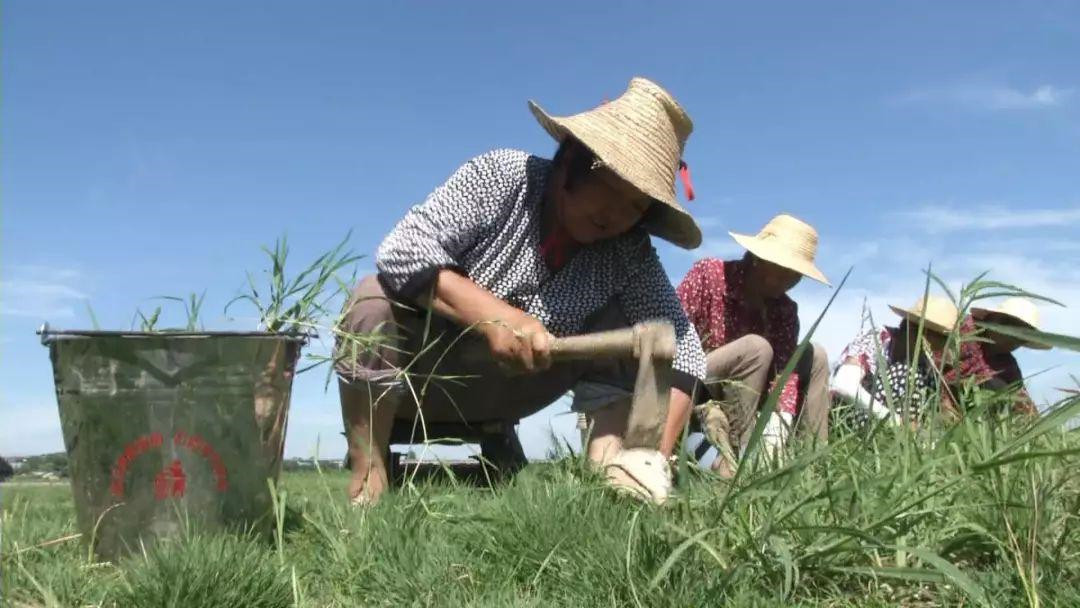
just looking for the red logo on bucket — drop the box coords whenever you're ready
[173,431,229,493]
[110,432,164,498]
[109,431,228,499]
[154,460,187,499]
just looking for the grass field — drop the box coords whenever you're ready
[4,392,1080,607]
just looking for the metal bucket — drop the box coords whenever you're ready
[39,327,306,560]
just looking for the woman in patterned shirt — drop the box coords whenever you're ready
[333,78,707,504]
[831,295,961,427]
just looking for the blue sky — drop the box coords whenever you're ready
[3,1,1079,459]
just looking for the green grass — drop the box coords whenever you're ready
[4,398,1080,607]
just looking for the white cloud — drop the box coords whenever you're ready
[898,83,1074,111]
[0,275,89,320]
[894,204,1080,233]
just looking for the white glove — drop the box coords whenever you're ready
[760,411,793,463]
[831,363,899,425]
[604,448,672,505]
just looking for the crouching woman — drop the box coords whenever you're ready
[333,78,707,504]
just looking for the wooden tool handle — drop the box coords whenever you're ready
[549,321,676,362]
[550,328,638,361]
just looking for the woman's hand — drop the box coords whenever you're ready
[478,310,553,374]
[425,270,554,374]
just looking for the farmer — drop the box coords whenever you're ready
[675,214,832,474]
[334,77,707,505]
[831,295,962,426]
[957,297,1051,416]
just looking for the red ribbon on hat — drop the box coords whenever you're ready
[678,160,695,201]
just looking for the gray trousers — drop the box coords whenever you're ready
[698,335,830,453]
[333,275,635,424]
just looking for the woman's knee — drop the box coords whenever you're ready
[812,343,829,373]
[740,334,774,365]
[334,275,403,380]
[338,275,397,334]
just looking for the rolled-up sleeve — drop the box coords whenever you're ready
[376,150,517,302]
[617,240,707,396]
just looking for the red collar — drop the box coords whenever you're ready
[540,224,574,270]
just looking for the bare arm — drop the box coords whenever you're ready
[658,387,692,459]
[422,269,552,372]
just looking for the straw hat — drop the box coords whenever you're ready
[888,296,959,335]
[729,214,830,285]
[604,448,672,506]
[529,77,701,249]
[972,297,1052,350]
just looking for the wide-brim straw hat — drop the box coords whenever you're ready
[888,295,959,335]
[529,77,701,249]
[972,297,1052,350]
[729,214,830,285]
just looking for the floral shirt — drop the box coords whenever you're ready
[676,258,801,415]
[946,317,995,385]
[375,148,707,393]
[950,317,1036,415]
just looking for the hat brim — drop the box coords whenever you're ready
[730,232,830,286]
[529,100,702,250]
[888,305,954,335]
[971,308,1052,350]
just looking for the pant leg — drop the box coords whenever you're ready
[571,302,637,413]
[701,334,774,452]
[795,343,830,442]
[570,301,646,461]
[334,275,583,425]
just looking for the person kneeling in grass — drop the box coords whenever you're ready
[333,77,707,505]
[954,297,1053,416]
[675,214,832,477]
[831,295,965,427]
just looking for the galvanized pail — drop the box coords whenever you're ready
[39,328,306,560]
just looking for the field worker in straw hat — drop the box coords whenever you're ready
[333,77,707,504]
[832,294,970,427]
[948,297,1054,416]
[674,214,832,476]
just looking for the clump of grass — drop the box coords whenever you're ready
[83,301,101,330]
[133,306,162,331]
[111,533,292,608]
[6,405,1080,607]
[227,232,361,334]
[158,291,207,331]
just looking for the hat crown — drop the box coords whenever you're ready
[997,297,1042,329]
[622,77,694,150]
[728,213,829,284]
[754,214,820,262]
[907,295,959,329]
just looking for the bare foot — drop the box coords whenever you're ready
[348,464,389,506]
[711,456,736,480]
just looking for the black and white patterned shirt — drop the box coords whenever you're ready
[376,149,707,389]
[840,325,938,426]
